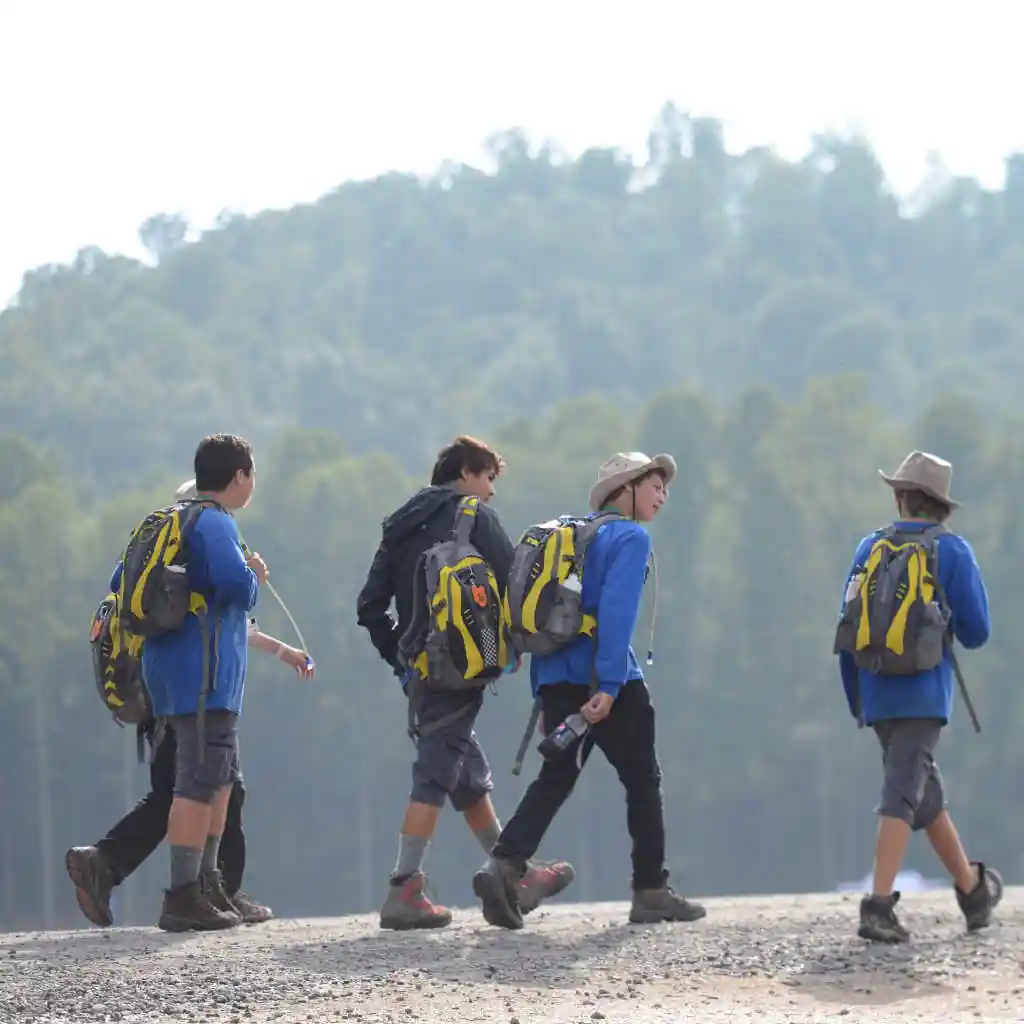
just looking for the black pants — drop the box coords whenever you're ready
[493,678,666,891]
[95,722,247,894]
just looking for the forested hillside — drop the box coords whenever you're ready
[2,106,1024,932]
[6,105,1024,490]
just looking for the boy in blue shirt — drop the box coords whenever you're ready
[472,451,707,930]
[110,434,265,932]
[836,451,1002,942]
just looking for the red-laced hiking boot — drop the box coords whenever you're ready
[518,859,576,915]
[379,871,453,930]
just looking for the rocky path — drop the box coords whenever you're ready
[1,888,1022,1023]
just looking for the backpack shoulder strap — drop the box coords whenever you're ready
[453,495,480,545]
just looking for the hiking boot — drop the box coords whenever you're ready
[472,856,525,930]
[518,859,576,915]
[956,862,1002,932]
[65,846,116,928]
[629,881,707,924]
[858,892,910,943]
[200,869,243,926]
[379,872,452,930]
[228,888,274,924]
[158,879,240,933]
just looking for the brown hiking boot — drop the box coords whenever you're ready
[518,859,576,915]
[629,879,707,924]
[380,872,452,930]
[858,892,910,943]
[472,856,525,930]
[228,888,274,924]
[955,862,1002,932]
[200,869,243,925]
[65,846,115,928]
[158,879,240,933]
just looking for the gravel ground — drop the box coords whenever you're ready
[1,888,1022,1023]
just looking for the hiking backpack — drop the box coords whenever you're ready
[504,511,625,657]
[89,498,216,727]
[399,495,512,691]
[833,523,951,676]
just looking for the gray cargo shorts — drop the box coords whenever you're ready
[410,688,493,812]
[169,710,242,804]
[873,717,946,831]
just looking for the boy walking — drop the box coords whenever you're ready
[65,474,313,929]
[107,434,265,931]
[473,451,706,930]
[357,435,574,929]
[834,450,1002,942]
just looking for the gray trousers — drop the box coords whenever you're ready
[873,717,946,831]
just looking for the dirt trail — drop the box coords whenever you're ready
[1,889,1022,1023]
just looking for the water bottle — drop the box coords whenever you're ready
[537,712,589,761]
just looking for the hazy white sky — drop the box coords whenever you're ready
[1,0,1020,307]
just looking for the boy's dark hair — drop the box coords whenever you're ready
[898,488,952,523]
[430,435,505,486]
[194,433,254,493]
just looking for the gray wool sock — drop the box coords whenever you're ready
[392,834,430,883]
[170,845,202,890]
[474,821,502,855]
[201,834,222,874]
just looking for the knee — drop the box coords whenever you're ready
[911,776,946,832]
[876,757,934,828]
[174,726,240,804]
[449,775,494,813]
[618,753,663,794]
[535,756,581,799]
[410,746,450,809]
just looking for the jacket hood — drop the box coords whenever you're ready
[382,486,460,545]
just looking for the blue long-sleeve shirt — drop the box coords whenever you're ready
[529,516,651,699]
[111,506,258,717]
[837,520,990,725]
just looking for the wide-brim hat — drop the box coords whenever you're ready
[588,452,677,512]
[175,478,198,500]
[878,450,960,509]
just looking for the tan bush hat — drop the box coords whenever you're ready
[588,451,677,512]
[878,450,959,509]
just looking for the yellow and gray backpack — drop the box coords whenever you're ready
[90,497,218,736]
[399,495,512,694]
[504,511,625,656]
[834,523,950,675]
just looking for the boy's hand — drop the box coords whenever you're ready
[278,644,315,679]
[581,691,614,724]
[246,552,269,583]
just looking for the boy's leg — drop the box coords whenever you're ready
[921,797,1001,931]
[219,777,274,924]
[452,732,576,916]
[594,680,705,924]
[219,778,246,894]
[859,718,941,942]
[67,722,177,927]
[474,684,586,930]
[380,689,484,930]
[158,712,242,933]
[925,811,979,892]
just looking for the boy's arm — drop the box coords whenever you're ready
[593,526,652,698]
[943,536,991,650]
[192,511,258,610]
[356,541,401,671]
